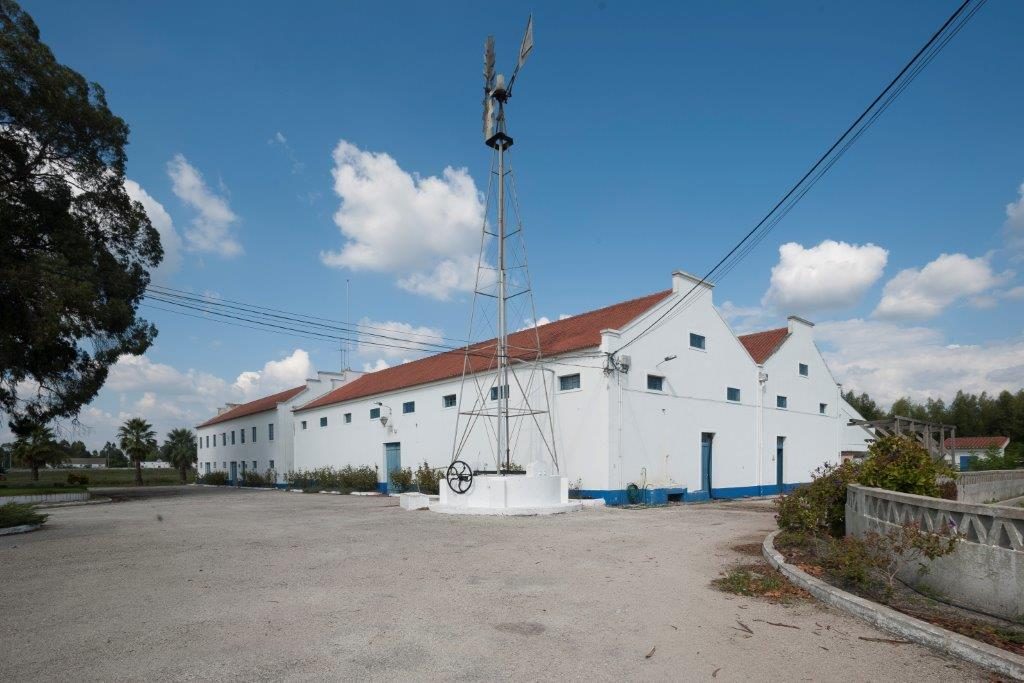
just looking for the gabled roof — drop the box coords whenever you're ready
[298,289,673,412]
[197,385,307,428]
[944,436,1009,450]
[737,327,789,365]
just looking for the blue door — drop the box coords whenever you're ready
[384,442,401,493]
[700,433,714,496]
[776,437,785,490]
[229,461,237,485]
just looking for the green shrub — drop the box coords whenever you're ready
[963,445,1021,471]
[287,465,379,492]
[858,435,954,496]
[199,471,230,486]
[389,467,414,493]
[415,461,442,494]
[67,473,89,486]
[342,465,379,491]
[240,469,276,488]
[776,460,859,537]
[0,502,48,529]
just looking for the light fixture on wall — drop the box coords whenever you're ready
[657,354,677,367]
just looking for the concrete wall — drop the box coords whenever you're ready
[0,491,89,504]
[957,469,1024,504]
[846,484,1024,621]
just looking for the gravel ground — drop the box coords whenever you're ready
[0,488,989,681]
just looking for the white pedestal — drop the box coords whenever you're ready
[430,474,582,516]
[399,492,431,510]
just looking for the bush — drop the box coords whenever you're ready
[199,471,230,486]
[0,502,48,529]
[858,435,954,497]
[343,465,379,492]
[240,469,276,488]
[286,465,379,492]
[415,461,442,494]
[776,460,859,537]
[389,467,414,493]
[963,445,1022,471]
[67,473,89,486]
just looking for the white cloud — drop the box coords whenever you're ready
[268,131,304,174]
[231,349,312,399]
[167,154,242,258]
[873,253,1012,320]
[124,179,182,282]
[719,301,773,334]
[356,318,446,361]
[361,358,391,373]
[517,314,571,332]
[1005,181,1024,252]
[762,240,888,313]
[321,140,484,300]
[816,319,1024,407]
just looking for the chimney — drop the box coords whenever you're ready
[672,270,714,296]
[787,315,814,334]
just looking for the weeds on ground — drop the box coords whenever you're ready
[712,562,809,603]
[0,502,48,529]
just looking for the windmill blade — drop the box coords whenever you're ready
[507,15,533,94]
[483,35,495,90]
[483,92,494,140]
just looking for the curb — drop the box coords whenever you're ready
[0,523,43,536]
[35,496,113,508]
[762,530,1024,681]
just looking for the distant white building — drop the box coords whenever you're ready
[945,436,1010,471]
[257,271,872,503]
[195,371,360,484]
[140,460,173,469]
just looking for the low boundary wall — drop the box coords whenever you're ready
[0,491,90,505]
[846,484,1023,621]
[957,470,1024,504]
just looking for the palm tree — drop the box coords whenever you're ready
[163,428,197,483]
[13,425,63,481]
[117,418,156,486]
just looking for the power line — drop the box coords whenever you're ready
[611,0,983,357]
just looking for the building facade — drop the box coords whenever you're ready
[276,271,870,503]
[945,436,1011,470]
[196,370,360,484]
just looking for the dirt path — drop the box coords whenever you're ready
[0,491,989,681]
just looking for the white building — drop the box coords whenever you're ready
[945,436,1010,471]
[195,371,360,484]
[276,271,870,503]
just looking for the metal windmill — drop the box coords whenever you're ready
[447,16,558,494]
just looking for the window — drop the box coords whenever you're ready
[222,462,226,468]
[727,387,741,402]
[320,416,328,427]
[269,460,275,470]
[301,420,307,430]
[240,429,245,444]
[212,435,216,447]
[647,374,664,391]
[344,412,352,424]
[222,432,226,446]
[442,394,457,408]
[206,435,209,448]
[403,401,415,414]
[490,385,509,401]
[268,423,275,441]
[205,462,211,474]
[776,395,788,409]
[799,363,809,377]
[559,373,581,391]
[198,438,202,450]
[231,431,236,445]
[689,333,706,350]
[819,402,827,415]
[251,426,256,442]
[370,407,381,419]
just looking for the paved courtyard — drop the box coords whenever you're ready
[0,489,988,681]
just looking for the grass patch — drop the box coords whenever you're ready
[2,468,192,487]
[0,487,87,496]
[0,502,48,529]
[712,562,809,603]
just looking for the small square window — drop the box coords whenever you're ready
[689,333,706,350]
[222,462,226,469]
[269,459,275,470]
[268,423,275,441]
[301,420,307,430]
[490,385,509,401]
[344,412,352,423]
[727,387,741,402]
[819,402,827,415]
[252,426,256,442]
[776,395,788,409]
[442,394,457,408]
[252,460,257,469]
[559,373,581,391]
[403,401,415,414]
[320,416,328,427]
[647,375,664,391]
[799,363,809,377]
[370,407,381,419]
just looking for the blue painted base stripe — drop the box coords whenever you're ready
[580,483,806,505]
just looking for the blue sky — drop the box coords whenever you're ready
[19,0,1024,447]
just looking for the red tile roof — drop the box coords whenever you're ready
[197,385,307,428]
[737,327,789,364]
[944,436,1009,450]
[297,289,673,412]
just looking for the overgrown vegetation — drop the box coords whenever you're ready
[2,467,192,487]
[239,469,276,488]
[0,502,48,529]
[712,562,808,603]
[389,467,414,492]
[66,472,89,486]
[415,462,442,494]
[286,465,378,492]
[198,471,230,486]
[962,445,1022,471]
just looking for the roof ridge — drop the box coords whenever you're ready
[197,384,308,428]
